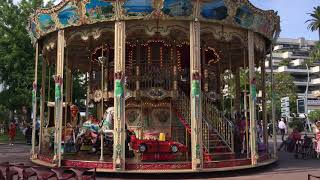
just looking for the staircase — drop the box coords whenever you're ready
[173,89,235,161]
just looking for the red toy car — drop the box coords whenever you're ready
[130,134,187,161]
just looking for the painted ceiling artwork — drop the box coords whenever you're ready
[201,0,228,20]
[123,0,154,16]
[28,0,280,41]
[85,0,114,20]
[57,2,80,27]
[162,0,193,17]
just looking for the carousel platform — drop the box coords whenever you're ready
[32,153,277,173]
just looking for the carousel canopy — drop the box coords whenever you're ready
[28,0,280,42]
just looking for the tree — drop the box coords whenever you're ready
[266,72,297,119]
[306,6,320,40]
[278,58,291,66]
[310,41,320,63]
[309,110,320,123]
[0,0,47,122]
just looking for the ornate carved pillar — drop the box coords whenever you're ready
[31,42,39,159]
[248,31,258,165]
[190,20,203,170]
[261,57,268,148]
[113,21,126,171]
[269,44,277,158]
[54,30,65,167]
[39,55,47,153]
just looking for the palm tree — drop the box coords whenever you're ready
[306,6,320,40]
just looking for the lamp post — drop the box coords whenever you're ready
[305,64,312,132]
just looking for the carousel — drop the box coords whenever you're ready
[28,0,281,173]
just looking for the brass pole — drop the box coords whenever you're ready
[31,42,39,159]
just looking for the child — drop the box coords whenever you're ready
[8,121,16,146]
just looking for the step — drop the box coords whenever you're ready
[209,146,231,153]
[208,152,235,161]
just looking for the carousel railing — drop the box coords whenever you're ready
[202,93,234,153]
[173,88,210,155]
[128,63,173,91]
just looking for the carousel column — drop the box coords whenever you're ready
[261,58,268,148]
[248,31,258,165]
[54,30,65,167]
[190,20,203,170]
[31,43,39,159]
[113,21,126,171]
[270,44,277,158]
[39,56,47,153]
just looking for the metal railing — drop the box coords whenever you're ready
[202,118,210,154]
[202,93,234,153]
[173,89,210,152]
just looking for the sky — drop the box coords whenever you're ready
[251,0,319,40]
[13,0,320,40]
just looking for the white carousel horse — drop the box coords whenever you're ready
[101,107,114,138]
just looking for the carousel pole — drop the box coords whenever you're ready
[85,72,89,123]
[261,56,268,150]
[270,43,277,158]
[99,45,106,162]
[54,30,65,167]
[190,19,203,170]
[113,20,126,171]
[39,54,47,153]
[31,42,39,159]
[248,31,258,165]
[243,48,249,158]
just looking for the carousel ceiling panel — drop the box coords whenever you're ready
[28,0,280,43]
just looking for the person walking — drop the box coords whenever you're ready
[8,121,16,146]
[278,118,286,141]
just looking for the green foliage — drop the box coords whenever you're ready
[289,118,305,132]
[268,73,297,118]
[278,59,291,66]
[309,110,320,123]
[0,0,43,111]
[0,0,56,124]
[306,6,320,40]
[310,41,320,63]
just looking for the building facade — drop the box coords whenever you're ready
[266,37,320,114]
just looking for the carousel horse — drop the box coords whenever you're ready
[76,116,100,152]
[75,108,114,152]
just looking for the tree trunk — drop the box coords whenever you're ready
[318,29,320,41]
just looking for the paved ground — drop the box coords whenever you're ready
[1,136,320,180]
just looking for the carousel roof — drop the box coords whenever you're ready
[28,0,280,42]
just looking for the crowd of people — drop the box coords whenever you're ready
[276,117,320,159]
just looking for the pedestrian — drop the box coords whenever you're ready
[8,121,16,146]
[278,118,286,141]
[278,128,301,152]
[267,122,273,138]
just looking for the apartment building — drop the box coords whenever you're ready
[265,37,320,113]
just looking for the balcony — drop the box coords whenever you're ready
[277,66,320,74]
[311,78,320,85]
